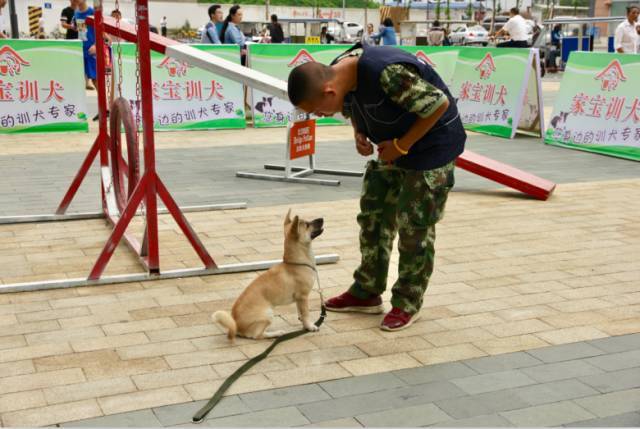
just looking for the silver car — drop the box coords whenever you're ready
[449,24,489,46]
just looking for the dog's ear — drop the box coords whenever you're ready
[291,215,300,236]
[284,208,292,225]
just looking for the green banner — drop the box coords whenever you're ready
[545,52,640,161]
[248,44,351,128]
[115,44,246,131]
[397,46,459,87]
[0,40,88,134]
[450,47,540,138]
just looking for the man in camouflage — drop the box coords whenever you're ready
[287,43,466,331]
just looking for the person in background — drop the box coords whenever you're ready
[546,24,561,73]
[372,18,397,46]
[614,5,639,54]
[74,0,96,90]
[61,0,78,40]
[268,14,284,43]
[38,15,45,38]
[493,7,529,47]
[0,0,7,39]
[320,26,334,44]
[361,23,376,45]
[160,16,167,37]
[221,5,246,64]
[427,20,446,46]
[202,4,223,44]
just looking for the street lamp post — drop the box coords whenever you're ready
[8,0,19,38]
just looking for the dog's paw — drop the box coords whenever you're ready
[305,324,319,332]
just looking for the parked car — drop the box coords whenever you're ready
[482,16,508,33]
[327,21,363,43]
[448,24,489,46]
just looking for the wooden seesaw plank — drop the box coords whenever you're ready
[457,150,556,200]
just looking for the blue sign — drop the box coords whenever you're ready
[44,2,52,8]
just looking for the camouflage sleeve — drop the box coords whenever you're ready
[379,63,448,118]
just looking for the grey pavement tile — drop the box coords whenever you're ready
[435,389,530,419]
[588,333,640,353]
[433,413,513,427]
[527,342,605,363]
[355,403,451,427]
[392,362,477,385]
[584,349,640,372]
[500,400,596,427]
[298,380,466,423]
[564,412,640,427]
[204,406,310,427]
[319,371,406,398]
[463,352,542,374]
[153,396,249,426]
[450,369,537,395]
[240,384,331,411]
[304,417,363,427]
[521,360,604,383]
[512,378,599,406]
[579,367,640,393]
[61,409,161,427]
[573,388,640,418]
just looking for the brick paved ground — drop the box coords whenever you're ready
[0,81,638,426]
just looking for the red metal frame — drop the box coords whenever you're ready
[58,2,215,280]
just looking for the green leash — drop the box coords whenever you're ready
[192,262,326,424]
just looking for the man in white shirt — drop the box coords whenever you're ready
[614,5,639,54]
[494,7,529,48]
[0,0,8,38]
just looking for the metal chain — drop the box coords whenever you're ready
[133,2,145,219]
[114,0,123,97]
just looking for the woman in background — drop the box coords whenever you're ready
[372,18,397,46]
[220,5,246,65]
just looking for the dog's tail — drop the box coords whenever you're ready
[212,311,237,341]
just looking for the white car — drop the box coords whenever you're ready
[327,21,363,43]
[448,24,489,46]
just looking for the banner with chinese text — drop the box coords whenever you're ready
[248,44,350,128]
[397,46,460,87]
[0,40,88,134]
[545,52,640,161]
[450,47,543,139]
[116,44,245,131]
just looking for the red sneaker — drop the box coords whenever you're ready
[325,291,384,314]
[380,307,420,331]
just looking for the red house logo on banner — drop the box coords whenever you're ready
[415,51,436,68]
[157,57,190,77]
[288,49,316,68]
[0,46,30,76]
[475,52,496,80]
[595,60,627,91]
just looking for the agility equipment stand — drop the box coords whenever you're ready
[0,2,338,294]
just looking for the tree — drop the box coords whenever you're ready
[445,0,451,21]
[435,0,442,20]
[466,0,473,20]
[490,0,496,33]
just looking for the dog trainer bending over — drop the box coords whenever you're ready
[213,211,324,340]
[288,43,466,331]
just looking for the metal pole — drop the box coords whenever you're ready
[8,0,19,38]
[342,0,346,21]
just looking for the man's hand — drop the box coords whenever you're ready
[88,44,96,56]
[355,131,374,156]
[377,139,404,163]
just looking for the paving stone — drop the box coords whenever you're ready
[304,417,363,427]
[463,351,542,373]
[573,388,640,418]
[319,371,406,398]
[355,403,451,427]
[583,349,640,372]
[578,367,640,393]
[500,400,596,427]
[588,333,640,353]
[153,396,249,426]
[240,384,331,411]
[204,406,310,427]
[62,409,161,427]
[526,341,605,363]
[564,412,640,427]
[434,413,513,427]
[392,362,477,385]
[512,379,599,406]
[435,389,530,419]
[451,369,537,395]
[521,360,604,383]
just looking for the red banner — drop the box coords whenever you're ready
[289,119,316,160]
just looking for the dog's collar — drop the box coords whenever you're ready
[282,260,317,272]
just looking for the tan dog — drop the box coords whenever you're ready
[213,210,324,340]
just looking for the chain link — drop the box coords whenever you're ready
[114,0,124,97]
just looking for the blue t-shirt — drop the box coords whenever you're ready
[201,21,221,44]
[74,7,95,52]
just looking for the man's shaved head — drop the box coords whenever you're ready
[288,62,336,106]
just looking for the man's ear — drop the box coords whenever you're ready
[291,215,299,235]
[284,208,292,225]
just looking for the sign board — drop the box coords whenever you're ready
[397,46,460,87]
[450,47,544,139]
[304,37,321,44]
[248,44,350,128]
[0,40,88,134]
[115,43,246,131]
[545,52,640,161]
[289,118,316,160]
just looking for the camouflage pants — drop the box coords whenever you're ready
[349,159,455,315]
